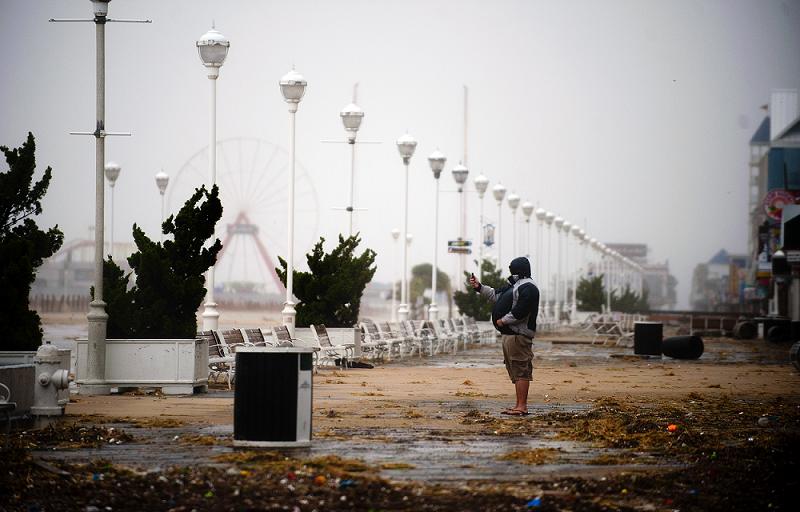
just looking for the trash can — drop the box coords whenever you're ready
[634,322,662,356]
[233,346,314,448]
[662,335,704,360]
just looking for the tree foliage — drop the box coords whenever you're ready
[408,263,452,319]
[577,275,606,312]
[577,274,650,313]
[452,259,505,320]
[0,133,63,350]
[276,234,376,328]
[97,185,222,338]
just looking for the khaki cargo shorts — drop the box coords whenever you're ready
[502,334,533,383]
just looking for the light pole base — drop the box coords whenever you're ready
[82,300,110,395]
[428,303,439,321]
[554,303,562,324]
[202,302,220,331]
[398,304,409,321]
[281,302,297,337]
[570,304,578,324]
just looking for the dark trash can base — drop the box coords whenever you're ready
[663,335,704,360]
[634,322,662,356]
[233,439,311,448]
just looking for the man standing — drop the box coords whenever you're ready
[469,256,539,415]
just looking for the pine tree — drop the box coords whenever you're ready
[0,133,63,350]
[276,234,376,327]
[98,185,222,338]
[453,259,504,320]
[576,275,605,312]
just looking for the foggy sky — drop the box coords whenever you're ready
[2,0,800,308]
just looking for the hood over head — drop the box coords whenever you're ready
[509,257,531,278]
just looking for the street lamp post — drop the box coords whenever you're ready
[390,228,400,321]
[561,221,572,322]
[104,161,120,258]
[544,212,555,319]
[50,0,150,395]
[507,192,520,258]
[155,171,169,241]
[553,216,564,322]
[396,133,417,321]
[474,174,489,278]
[428,150,446,321]
[492,183,507,268]
[521,201,534,258]
[197,25,229,332]
[570,225,581,319]
[452,163,469,283]
[279,68,308,336]
[535,208,546,316]
[340,102,364,237]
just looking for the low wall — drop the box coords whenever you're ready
[76,338,208,395]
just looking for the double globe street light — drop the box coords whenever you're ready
[196,25,229,331]
[428,149,447,321]
[396,133,417,321]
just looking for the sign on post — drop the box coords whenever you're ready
[448,239,472,254]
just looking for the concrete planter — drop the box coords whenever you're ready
[75,338,208,395]
[0,351,37,366]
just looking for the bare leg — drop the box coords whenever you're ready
[514,380,530,412]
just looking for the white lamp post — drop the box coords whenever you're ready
[340,102,364,236]
[562,220,572,321]
[474,174,489,278]
[535,208,546,316]
[544,212,555,319]
[155,170,169,241]
[196,25,229,332]
[492,183,507,268]
[521,201,534,258]
[396,133,417,321]
[553,216,564,322]
[278,68,307,336]
[570,225,582,318]
[390,228,400,321]
[104,161,120,258]
[507,192,520,258]
[428,149,446,321]
[452,163,469,282]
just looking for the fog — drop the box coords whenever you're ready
[2,0,799,308]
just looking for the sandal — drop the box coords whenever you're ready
[501,409,530,416]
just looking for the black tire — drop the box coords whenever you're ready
[733,321,757,340]
[662,335,704,360]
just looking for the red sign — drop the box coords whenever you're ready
[763,190,798,221]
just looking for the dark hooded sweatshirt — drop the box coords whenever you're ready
[476,257,539,338]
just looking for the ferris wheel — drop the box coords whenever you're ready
[169,137,319,296]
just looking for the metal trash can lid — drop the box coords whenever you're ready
[236,346,315,354]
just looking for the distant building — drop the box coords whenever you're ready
[690,249,748,311]
[605,243,677,310]
[745,89,800,316]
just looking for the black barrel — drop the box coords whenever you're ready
[733,321,757,340]
[662,335,704,360]
[791,342,800,372]
[634,322,663,356]
[233,346,314,448]
[767,324,790,343]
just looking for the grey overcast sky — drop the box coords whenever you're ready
[2,0,800,308]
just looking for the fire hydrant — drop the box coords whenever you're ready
[31,342,73,416]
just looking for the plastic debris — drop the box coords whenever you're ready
[314,475,327,486]
[667,424,678,432]
[526,497,542,508]
[757,416,770,427]
[339,479,356,489]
